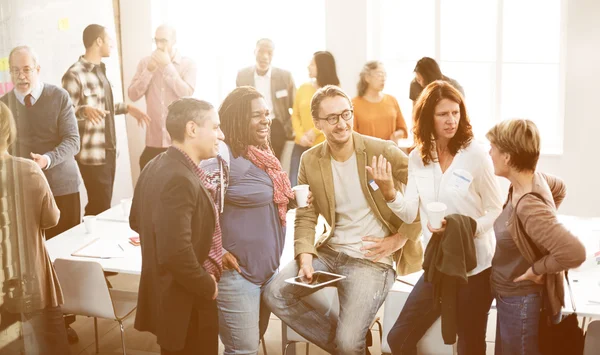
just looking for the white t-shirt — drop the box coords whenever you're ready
[388,140,503,275]
[328,153,393,265]
[253,67,274,120]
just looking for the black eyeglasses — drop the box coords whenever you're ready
[317,109,354,125]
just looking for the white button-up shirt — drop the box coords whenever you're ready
[388,140,504,276]
[253,67,274,119]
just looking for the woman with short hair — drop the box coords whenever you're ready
[486,119,585,355]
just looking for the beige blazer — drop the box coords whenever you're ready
[295,132,423,276]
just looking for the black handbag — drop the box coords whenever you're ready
[537,273,584,355]
[516,192,585,355]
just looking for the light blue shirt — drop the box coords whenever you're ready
[14,82,52,169]
[14,81,43,106]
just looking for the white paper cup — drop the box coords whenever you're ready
[121,198,132,216]
[293,185,310,208]
[426,202,447,229]
[83,216,97,234]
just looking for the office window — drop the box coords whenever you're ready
[154,0,326,106]
[379,0,565,153]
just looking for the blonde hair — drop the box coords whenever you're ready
[0,101,16,152]
[486,119,540,172]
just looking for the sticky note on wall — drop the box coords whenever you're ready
[58,18,70,31]
[0,57,8,72]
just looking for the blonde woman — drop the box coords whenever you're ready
[0,101,68,353]
[486,119,585,355]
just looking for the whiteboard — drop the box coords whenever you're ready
[0,0,134,207]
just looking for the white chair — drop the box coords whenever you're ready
[54,259,137,354]
[584,320,600,355]
[281,287,382,355]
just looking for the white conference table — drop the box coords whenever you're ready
[45,205,142,275]
[45,207,600,313]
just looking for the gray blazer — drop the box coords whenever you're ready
[236,66,296,139]
[1,84,80,197]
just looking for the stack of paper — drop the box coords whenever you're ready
[71,238,125,259]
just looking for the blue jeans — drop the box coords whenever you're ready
[494,293,542,355]
[217,269,276,355]
[263,245,395,355]
[387,268,493,355]
[289,144,309,187]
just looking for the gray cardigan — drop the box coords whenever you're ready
[1,84,81,196]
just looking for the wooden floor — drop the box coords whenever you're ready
[67,273,383,355]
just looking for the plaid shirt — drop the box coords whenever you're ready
[173,147,224,280]
[62,56,127,165]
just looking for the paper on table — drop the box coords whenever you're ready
[96,207,129,223]
[71,238,125,259]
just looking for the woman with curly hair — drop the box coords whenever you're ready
[383,81,503,354]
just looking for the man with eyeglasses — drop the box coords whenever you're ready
[236,38,295,161]
[62,24,150,217]
[128,24,196,171]
[264,85,422,354]
[1,45,81,240]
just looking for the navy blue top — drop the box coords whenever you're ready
[203,147,286,285]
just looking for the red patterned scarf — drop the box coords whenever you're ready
[245,145,294,226]
[173,147,223,281]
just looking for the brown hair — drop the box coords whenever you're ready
[413,80,473,165]
[357,60,382,97]
[310,85,352,121]
[486,119,540,172]
[0,101,16,152]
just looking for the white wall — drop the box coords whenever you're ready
[118,0,600,217]
[0,0,133,208]
[119,0,154,184]
[534,0,600,217]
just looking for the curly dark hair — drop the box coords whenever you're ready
[412,80,473,165]
[219,86,267,158]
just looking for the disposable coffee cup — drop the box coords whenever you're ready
[121,198,132,216]
[83,216,97,234]
[426,202,447,229]
[293,185,310,208]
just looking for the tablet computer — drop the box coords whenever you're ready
[284,271,346,288]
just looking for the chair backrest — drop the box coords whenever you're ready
[53,258,116,320]
[584,320,600,355]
